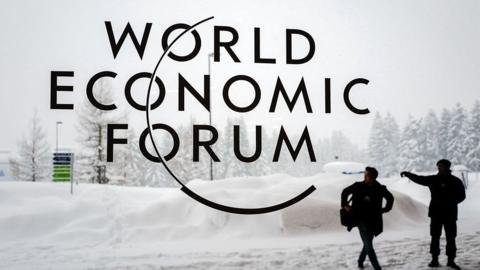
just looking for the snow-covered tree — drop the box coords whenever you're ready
[367,113,400,176]
[368,113,386,168]
[329,130,364,164]
[231,117,253,177]
[422,110,440,169]
[381,113,401,175]
[215,118,234,179]
[465,100,480,171]
[315,136,335,167]
[75,79,120,183]
[216,117,253,179]
[276,128,316,177]
[140,136,172,187]
[110,128,143,186]
[447,103,468,166]
[253,126,274,176]
[166,117,210,182]
[399,116,424,171]
[12,112,51,181]
[8,157,20,180]
[438,108,452,158]
[234,122,271,178]
[191,126,211,181]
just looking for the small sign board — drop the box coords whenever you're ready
[52,152,74,182]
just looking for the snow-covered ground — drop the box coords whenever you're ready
[0,173,479,269]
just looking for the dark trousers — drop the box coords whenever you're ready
[358,223,381,270]
[430,217,457,258]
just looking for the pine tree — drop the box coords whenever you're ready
[382,113,401,176]
[13,112,51,181]
[399,116,424,171]
[438,108,452,158]
[465,100,480,171]
[422,110,440,170]
[368,113,387,172]
[447,103,468,166]
[368,113,399,175]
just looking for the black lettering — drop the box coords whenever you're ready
[107,124,128,162]
[86,71,117,110]
[179,74,210,111]
[273,126,316,162]
[286,29,315,64]
[139,124,180,162]
[105,21,152,59]
[254,27,276,64]
[223,75,261,113]
[269,77,312,113]
[234,125,262,162]
[161,23,201,62]
[125,72,165,111]
[193,125,220,162]
[325,78,331,113]
[214,26,240,62]
[50,71,74,110]
[344,78,370,115]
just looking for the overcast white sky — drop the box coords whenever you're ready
[1,0,479,154]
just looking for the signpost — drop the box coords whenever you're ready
[52,152,74,194]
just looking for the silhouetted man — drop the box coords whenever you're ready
[401,159,466,270]
[342,167,394,270]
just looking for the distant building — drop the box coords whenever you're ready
[0,151,13,181]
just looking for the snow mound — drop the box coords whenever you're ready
[0,173,432,246]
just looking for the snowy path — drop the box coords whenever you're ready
[2,231,479,270]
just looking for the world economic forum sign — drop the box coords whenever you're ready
[49,17,371,214]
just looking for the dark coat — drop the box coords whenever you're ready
[341,180,394,236]
[403,171,465,220]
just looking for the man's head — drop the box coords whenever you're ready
[364,167,378,184]
[436,159,451,175]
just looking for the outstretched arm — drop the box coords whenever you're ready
[382,187,394,213]
[400,171,431,186]
[341,183,355,208]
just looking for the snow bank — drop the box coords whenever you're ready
[0,172,433,246]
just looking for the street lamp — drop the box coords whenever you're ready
[208,52,214,181]
[56,121,63,153]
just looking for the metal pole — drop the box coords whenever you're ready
[70,154,74,195]
[56,123,58,153]
[208,53,214,181]
[55,121,62,153]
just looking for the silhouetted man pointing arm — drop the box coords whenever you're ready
[401,159,466,270]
